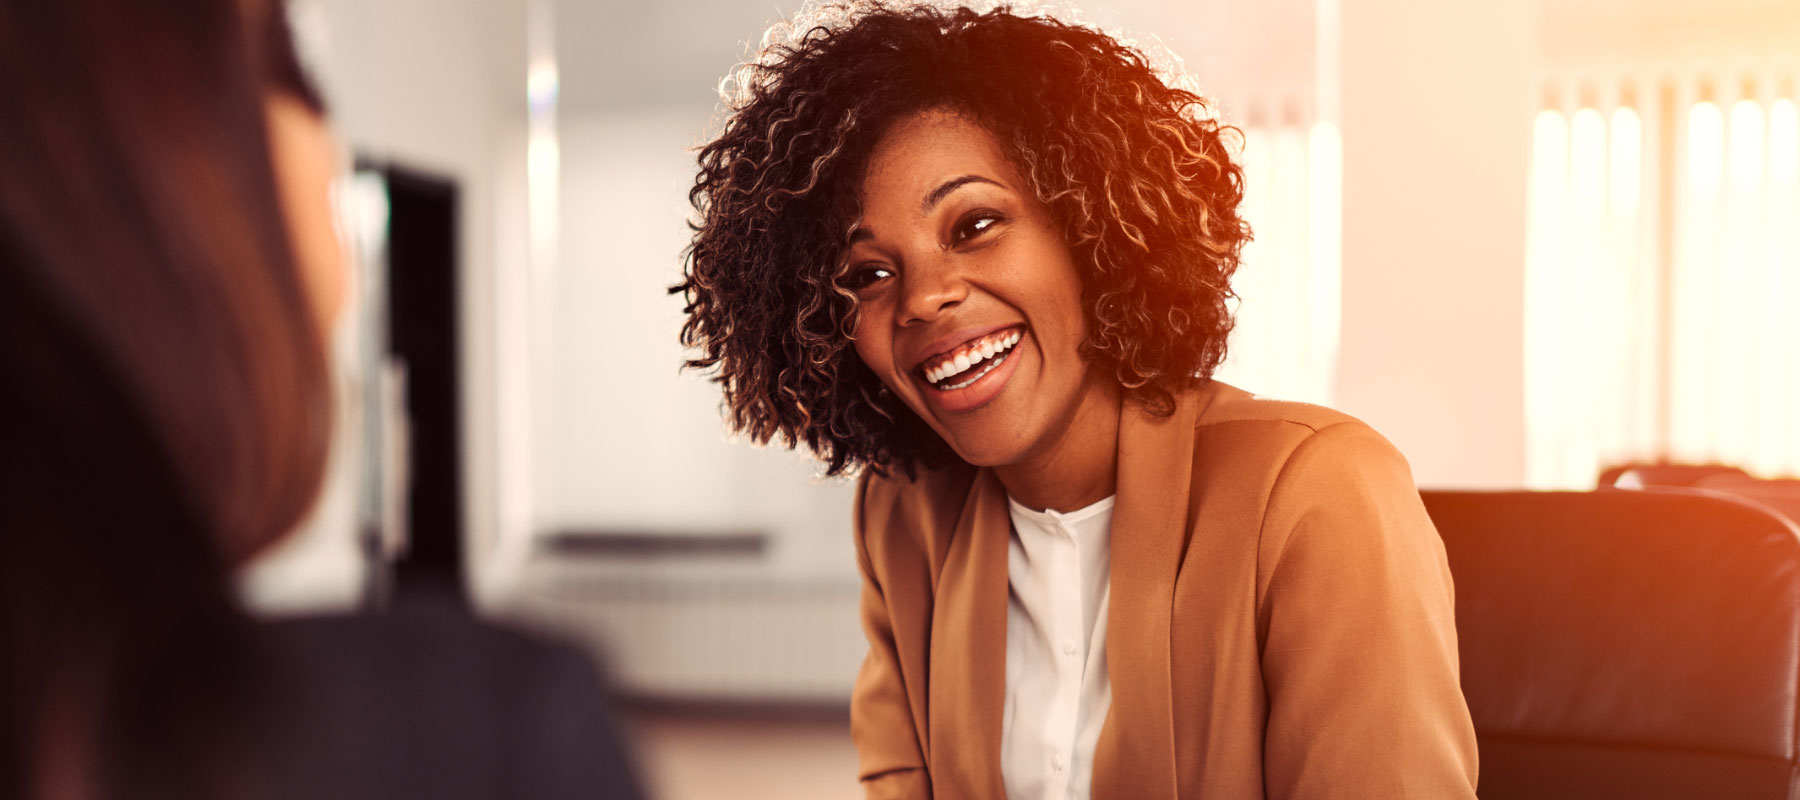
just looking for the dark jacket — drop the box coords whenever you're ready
[259,607,642,800]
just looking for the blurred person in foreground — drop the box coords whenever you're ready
[676,2,1478,797]
[0,1,641,798]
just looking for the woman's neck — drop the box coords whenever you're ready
[994,369,1122,513]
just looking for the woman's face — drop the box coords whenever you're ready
[264,92,347,332]
[847,109,1103,467]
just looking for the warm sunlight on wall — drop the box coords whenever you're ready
[1526,60,1800,488]
[1214,116,1342,407]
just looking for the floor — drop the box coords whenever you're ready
[626,711,861,800]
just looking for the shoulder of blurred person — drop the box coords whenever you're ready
[255,603,644,800]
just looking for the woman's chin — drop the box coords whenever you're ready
[939,432,1030,470]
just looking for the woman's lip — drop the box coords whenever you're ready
[909,322,1027,373]
[915,329,1027,414]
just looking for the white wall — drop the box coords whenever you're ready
[538,109,856,577]
[1331,0,1536,488]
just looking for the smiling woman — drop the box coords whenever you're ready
[676,4,1244,480]
[846,110,1117,503]
[675,3,1479,798]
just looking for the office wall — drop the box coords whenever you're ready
[536,109,857,577]
[1332,0,1536,489]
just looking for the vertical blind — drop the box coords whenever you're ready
[1526,58,1800,487]
[1217,93,1342,408]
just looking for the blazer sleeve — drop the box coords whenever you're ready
[1254,421,1479,799]
[850,473,934,800]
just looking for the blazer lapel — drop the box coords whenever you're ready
[928,467,1011,799]
[1091,391,1202,799]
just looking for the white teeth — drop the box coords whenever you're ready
[922,328,1025,387]
[944,350,1007,390]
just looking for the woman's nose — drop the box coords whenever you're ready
[896,257,968,325]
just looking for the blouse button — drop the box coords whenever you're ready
[1062,638,1078,656]
[1052,754,1066,772]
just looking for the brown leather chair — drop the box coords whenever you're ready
[1693,475,1800,530]
[1603,462,1800,537]
[1598,463,1750,489]
[1422,488,1800,799]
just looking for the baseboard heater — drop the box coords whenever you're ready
[505,531,865,709]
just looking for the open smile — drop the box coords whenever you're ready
[910,324,1028,413]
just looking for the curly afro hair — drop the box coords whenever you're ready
[674,1,1249,477]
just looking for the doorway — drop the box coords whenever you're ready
[362,161,465,605]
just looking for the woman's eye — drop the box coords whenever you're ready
[847,264,894,290]
[953,213,1002,243]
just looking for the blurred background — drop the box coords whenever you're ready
[238,0,1800,797]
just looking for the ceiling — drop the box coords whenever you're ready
[548,0,1800,116]
[553,0,809,114]
[546,0,1309,115]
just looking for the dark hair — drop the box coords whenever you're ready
[674,2,1249,476]
[0,1,330,797]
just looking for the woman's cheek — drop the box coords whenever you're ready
[850,327,892,387]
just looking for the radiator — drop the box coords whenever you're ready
[507,557,865,706]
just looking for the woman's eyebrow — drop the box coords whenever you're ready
[846,174,1005,244]
[920,174,1001,214]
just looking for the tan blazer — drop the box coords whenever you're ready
[850,381,1478,799]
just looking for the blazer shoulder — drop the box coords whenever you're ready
[1178,381,1417,530]
[1185,380,1399,476]
[855,461,979,572]
[1192,379,1362,435]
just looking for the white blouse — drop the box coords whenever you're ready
[1001,494,1115,800]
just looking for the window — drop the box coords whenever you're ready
[1216,97,1342,408]
[1526,59,1800,487]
